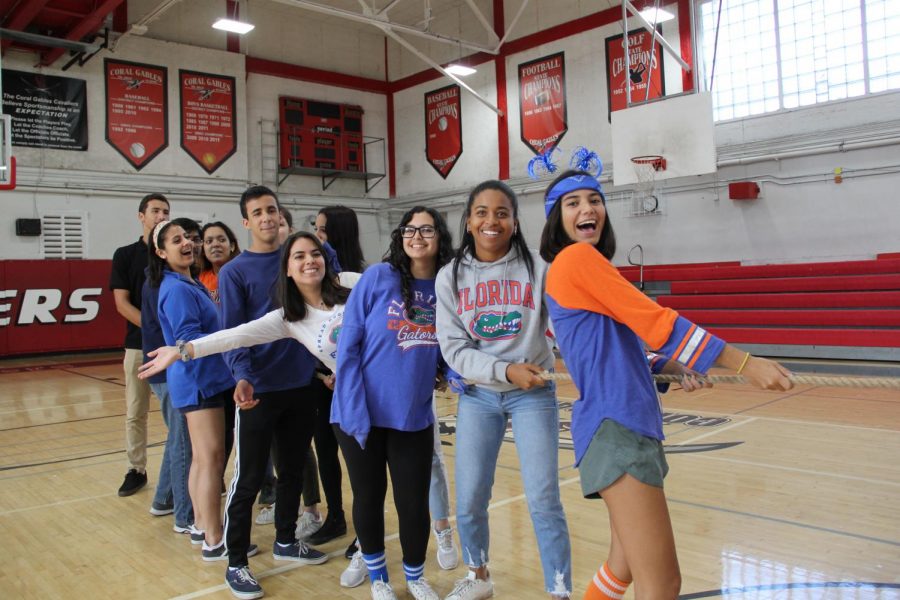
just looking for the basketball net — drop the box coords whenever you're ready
[630,155,666,216]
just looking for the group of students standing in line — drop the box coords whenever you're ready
[131,172,792,600]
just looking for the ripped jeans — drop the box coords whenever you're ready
[454,383,572,595]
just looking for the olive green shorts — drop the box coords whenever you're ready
[578,418,669,499]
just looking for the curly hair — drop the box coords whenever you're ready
[383,206,454,310]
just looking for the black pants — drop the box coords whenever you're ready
[311,378,343,513]
[334,424,433,566]
[225,386,315,567]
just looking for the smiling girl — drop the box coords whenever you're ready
[435,180,572,600]
[539,170,792,600]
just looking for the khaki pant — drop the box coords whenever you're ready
[123,348,151,471]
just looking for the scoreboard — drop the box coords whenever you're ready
[278,96,365,173]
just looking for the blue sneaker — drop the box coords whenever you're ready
[225,565,263,599]
[272,540,328,564]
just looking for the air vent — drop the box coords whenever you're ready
[40,213,86,259]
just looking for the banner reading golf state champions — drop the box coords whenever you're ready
[605,27,665,119]
[180,70,237,174]
[424,84,462,178]
[105,59,168,170]
[518,52,567,155]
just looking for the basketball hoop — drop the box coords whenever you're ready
[630,155,666,215]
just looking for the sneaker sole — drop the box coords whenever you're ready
[226,585,264,600]
[149,507,174,516]
[339,573,367,588]
[117,482,147,497]
[271,553,328,565]
[204,544,258,562]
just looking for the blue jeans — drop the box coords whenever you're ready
[150,382,194,527]
[429,398,451,521]
[455,384,571,595]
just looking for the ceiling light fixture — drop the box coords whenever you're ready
[212,18,255,34]
[446,64,477,76]
[638,8,675,24]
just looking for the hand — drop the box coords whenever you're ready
[680,371,712,392]
[137,346,179,379]
[323,374,335,390]
[234,379,260,410]
[448,375,468,395]
[434,375,449,392]
[741,356,794,391]
[505,363,546,390]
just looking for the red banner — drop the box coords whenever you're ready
[424,84,462,179]
[179,70,237,174]
[105,59,168,170]
[0,260,122,356]
[518,52,567,155]
[605,27,666,118]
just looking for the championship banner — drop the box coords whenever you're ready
[424,84,462,179]
[105,59,168,170]
[179,70,237,174]
[1,69,88,150]
[605,27,666,119]
[518,52,567,155]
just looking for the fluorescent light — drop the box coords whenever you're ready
[212,18,255,34]
[639,8,675,24]
[446,63,476,76]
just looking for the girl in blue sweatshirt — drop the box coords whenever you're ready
[148,220,238,562]
[331,207,454,600]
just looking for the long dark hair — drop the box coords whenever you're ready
[383,206,454,310]
[277,231,351,322]
[147,221,179,288]
[319,205,365,272]
[451,179,535,295]
[539,169,617,263]
[198,221,241,272]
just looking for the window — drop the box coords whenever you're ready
[699,0,900,120]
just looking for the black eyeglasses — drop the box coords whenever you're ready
[399,225,436,239]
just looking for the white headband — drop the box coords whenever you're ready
[151,220,170,250]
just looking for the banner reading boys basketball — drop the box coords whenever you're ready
[518,52,567,155]
[605,27,665,119]
[179,70,237,174]
[105,59,168,170]
[424,84,462,179]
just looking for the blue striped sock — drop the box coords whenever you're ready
[403,560,425,582]
[362,550,389,583]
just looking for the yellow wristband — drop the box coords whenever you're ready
[736,352,751,375]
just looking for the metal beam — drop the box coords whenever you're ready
[376,0,405,16]
[1,0,50,52]
[623,0,690,71]
[495,0,530,50]
[462,0,500,43]
[41,0,126,66]
[269,0,499,55]
[0,28,101,54]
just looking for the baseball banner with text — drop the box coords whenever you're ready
[179,70,237,174]
[518,52,567,155]
[424,84,462,178]
[605,26,666,118]
[105,59,168,170]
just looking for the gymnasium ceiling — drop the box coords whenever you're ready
[1,0,621,74]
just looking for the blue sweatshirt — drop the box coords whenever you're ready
[218,249,315,393]
[332,263,440,448]
[140,269,166,385]
[158,270,234,409]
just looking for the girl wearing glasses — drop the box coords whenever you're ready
[435,180,572,600]
[331,206,454,600]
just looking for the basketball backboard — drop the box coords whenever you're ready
[610,91,717,186]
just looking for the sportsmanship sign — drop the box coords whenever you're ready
[1,69,87,150]
[105,59,168,170]
[179,70,237,174]
[424,84,462,179]
[518,52,567,155]
[605,27,666,117]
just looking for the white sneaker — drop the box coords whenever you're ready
[370,579,398,600]
[295,511,323,540]
[444,571,493,600]
[434,526,459,570]
[340,550,368,588]
[255,504,275,525]
[408,577,440,600]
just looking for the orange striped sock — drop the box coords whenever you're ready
[582,562,630,600]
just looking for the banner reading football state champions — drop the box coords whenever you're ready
[424,84,462,179]
[105,59,168,170]
[518,52,567,155]
[179,70,237,174]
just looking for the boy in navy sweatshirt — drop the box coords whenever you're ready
[220,186,328,599]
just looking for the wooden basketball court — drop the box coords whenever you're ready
[1,352,897,599]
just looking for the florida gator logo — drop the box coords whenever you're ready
[405,304,434,327]
[469,310,522,340]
